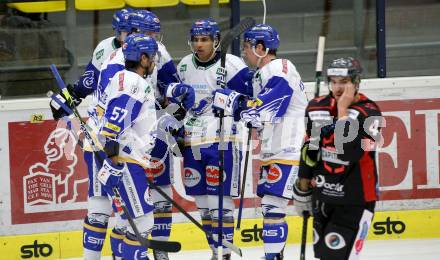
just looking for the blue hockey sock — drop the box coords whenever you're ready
[152,211,172,241]
[263,220,288,256]
[122,232,149,260]
[110,227,125,258]
[211,216,234,253]
[83,216,108,252]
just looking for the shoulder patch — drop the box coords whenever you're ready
[282,59,288,74]
[180,64,187,72]
[118,72,124,91]
[95,49,104,61]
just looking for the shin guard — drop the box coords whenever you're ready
[122,232,149,260]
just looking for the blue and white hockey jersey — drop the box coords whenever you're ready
[250,59,307,165]
[98,42,178,109]
[177,53,252,146]
[73,36,120,98]
[99,69,157,167]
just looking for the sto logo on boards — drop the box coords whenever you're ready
[20,240,53,258]
[373,217,406,235]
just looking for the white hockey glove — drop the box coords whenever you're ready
[97,158,125,192]
[293,178,313,217]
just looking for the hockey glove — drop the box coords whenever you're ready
[301,143,321,168]
[212,89,247,119]
[166,83,195,111]
[97,158,125,192]
[49,84,82,120]
[293,178,313,217]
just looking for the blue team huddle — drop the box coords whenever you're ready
[49,8,381,260]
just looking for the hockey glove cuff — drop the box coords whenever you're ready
[293,178,313,217]
[98,159,124,191]
[49,84,82,120]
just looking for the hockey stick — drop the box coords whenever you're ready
[235,127,252,230]
[314,36,326,98]
[50,64,242,256]
[300,212,310,260]
[216,17,256,257]
[47,91,181,253]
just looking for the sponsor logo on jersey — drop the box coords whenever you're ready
[325,232,346,250]
[206,165,220,186]
[113,197,124,215]
[309,110,332,121]
[96,49,104,61]
[313,175,344,194]
[266,164,282,184]
[131,85,139,95]
[321,147,349,165]
[183,168,201,187]
[144,186,153,206]
[145,158,165,180]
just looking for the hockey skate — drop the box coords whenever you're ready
[153,250,169,260]
[210,253,231,260]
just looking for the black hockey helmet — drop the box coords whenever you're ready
[327,57,362,84]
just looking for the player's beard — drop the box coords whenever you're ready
[142,62,155,78]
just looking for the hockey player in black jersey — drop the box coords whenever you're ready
[294,57,383,260]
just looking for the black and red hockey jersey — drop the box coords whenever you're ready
[298,93,382,205]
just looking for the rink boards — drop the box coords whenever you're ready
[1,209,440,259]
[1,76,440,259]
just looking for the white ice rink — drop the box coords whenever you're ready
[69,238,440,259]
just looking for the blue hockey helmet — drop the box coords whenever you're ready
[244,24,279,50]
[122,33,158,62]
[129,10,161,34]
[190,18,220,40]
[112,8,133,34]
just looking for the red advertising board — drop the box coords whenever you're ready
[9,120,88,224]
[8,98,440,224]
[377,98,440,200]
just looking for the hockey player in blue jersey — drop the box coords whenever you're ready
[98,33,159,260]
[49,8,132,119]
[97,10,189,260]
[49,8,137,260]
[166,18,251,260]
[212,24,308,260]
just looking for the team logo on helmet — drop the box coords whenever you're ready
[184,168,201,187]
[266,164,282,183]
